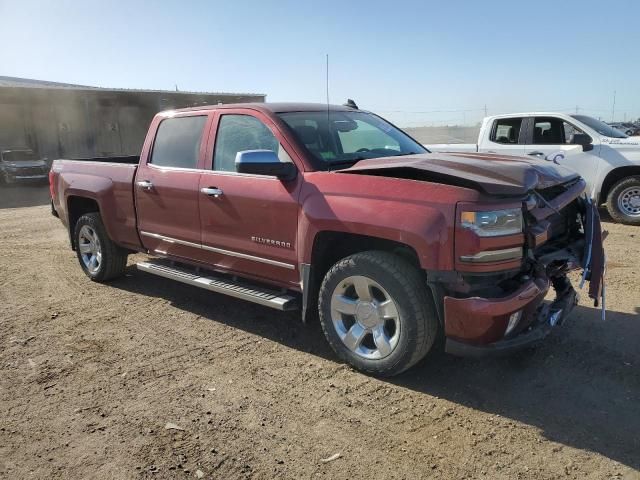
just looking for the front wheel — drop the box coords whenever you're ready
[318,251,439,377]
[606,176,640,225]
[74,213,128,281]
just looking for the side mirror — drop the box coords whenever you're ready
[572,133,594,152]
[235,150,297,180]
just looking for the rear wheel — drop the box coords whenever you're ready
[74,213,128,281]
[318,251,438,377]
[606,176,640,225]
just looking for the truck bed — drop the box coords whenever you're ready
[50,158,142,251]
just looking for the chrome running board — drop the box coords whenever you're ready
[136,260,298,311]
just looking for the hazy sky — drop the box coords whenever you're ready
[1,0,638,126]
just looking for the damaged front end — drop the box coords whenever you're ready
[438,177,606,356]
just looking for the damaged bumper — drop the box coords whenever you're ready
[444,274,578,356]
[441,193,605,357]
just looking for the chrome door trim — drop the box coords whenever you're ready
[139,231,295,270]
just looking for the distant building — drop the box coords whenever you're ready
[0,76,265,159]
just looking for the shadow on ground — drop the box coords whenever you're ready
[111,267,640,470]
[0,184,50,209]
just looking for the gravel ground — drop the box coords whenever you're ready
[1,187,639,479]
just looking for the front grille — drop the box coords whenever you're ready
[15,167,47,176]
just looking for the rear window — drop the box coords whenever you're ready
[150,116,207,168]
[491,118,522,144]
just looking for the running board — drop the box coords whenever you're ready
[136,261,298,311]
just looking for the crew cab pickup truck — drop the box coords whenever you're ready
[429,112,640,225]
[50,103,605,376]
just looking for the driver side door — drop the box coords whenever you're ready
[197,110,302,289]
[522,116,599,195]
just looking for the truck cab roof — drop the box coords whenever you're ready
[172,102,358,115]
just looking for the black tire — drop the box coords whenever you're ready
[318,251,438,377]
[73,212,128,282]
[605,176,640,225]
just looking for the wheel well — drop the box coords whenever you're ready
[599,167,640,204]
[300,231,426,323]
[67,196,100,249]
[310,231,422,285]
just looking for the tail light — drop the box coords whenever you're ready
[49,169,56,199]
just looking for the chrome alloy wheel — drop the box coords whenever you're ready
[78,225,102,274]
[618,186,640,217]
[330,275,401,360]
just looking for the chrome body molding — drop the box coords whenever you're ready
[139,231,295,270]
[459,247,523,263]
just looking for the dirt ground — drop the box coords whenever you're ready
[1,186,639,480]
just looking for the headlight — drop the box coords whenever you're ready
[461,208,523,237]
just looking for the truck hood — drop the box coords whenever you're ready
[340,152,580,196]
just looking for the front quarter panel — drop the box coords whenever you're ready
[299,172,480,271]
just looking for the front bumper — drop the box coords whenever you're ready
[444,280,578,356]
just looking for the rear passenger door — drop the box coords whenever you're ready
[135,113,210,262]
[197,110,302,288]
[482,117,525,156]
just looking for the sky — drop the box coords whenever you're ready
[1,0,639,127]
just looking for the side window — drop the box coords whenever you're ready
[533,117,568,145]
[562,121,587,145]
[213,114,291,172]
[491,118,522,144]
[338,119,400,154]
[150,116,207,168]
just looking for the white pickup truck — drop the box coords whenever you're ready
[428,112,640,225]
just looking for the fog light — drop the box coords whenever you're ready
[505,310,522,336]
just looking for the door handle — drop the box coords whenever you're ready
[201,187,223,198]
[527,151,545,157]
[136,180,153,190]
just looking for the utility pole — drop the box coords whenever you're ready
[484,104,487,117]
[575,105,579,114]
[611,90,616,122]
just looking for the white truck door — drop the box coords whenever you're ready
[522,116,600,195]
[478,116,525,156]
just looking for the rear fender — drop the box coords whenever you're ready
[62,173,140,250]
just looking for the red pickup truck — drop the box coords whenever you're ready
[50,102,605,376]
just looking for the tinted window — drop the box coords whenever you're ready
[213,115,290,172]
[491,118,522,144]
[150,116,207,168]
[278,111,426,167]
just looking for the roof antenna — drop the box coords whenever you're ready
[326,54,332,172]
[325,54,330,111]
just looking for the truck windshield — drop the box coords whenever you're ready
[278,111,427,168]
[2,150,38,162]
[571,115,628,139]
